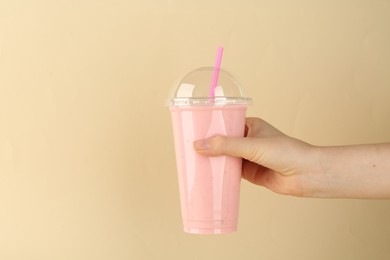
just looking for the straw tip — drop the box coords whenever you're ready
[209,47,225,97]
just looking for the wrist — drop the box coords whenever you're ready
[306,143,390,199]
[302,145,357,198]
[300,145,336,198]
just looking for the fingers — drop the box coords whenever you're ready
[193,117,286,165]
[241,160,273,186]
[245,117,284,138]
[193,135,265,164]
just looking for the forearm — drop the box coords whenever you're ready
[307,143,390,199]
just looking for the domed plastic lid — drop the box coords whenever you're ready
[168,67,252,106]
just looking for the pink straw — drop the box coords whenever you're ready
[209,47,224,97]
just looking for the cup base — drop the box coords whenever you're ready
[183,226,237,234]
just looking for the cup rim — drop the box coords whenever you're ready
[167,96,252,107]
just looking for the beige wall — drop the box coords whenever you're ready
[1,0,390,259]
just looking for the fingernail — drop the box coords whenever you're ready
[194,139,210,150]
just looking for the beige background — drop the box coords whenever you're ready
[1,0,390,259]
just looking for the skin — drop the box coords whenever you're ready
[194,117,390,199]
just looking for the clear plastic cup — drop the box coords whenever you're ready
[168,67,251,234]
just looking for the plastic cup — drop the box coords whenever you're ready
[168,67,251,234]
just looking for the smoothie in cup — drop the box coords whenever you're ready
[168,67,251,234]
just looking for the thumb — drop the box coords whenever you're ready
[194,136,264,163]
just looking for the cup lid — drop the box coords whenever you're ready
[167,67,252,106]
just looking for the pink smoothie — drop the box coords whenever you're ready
[170,105,247,234]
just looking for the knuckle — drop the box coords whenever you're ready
[246,139,265,163]
[248,147,265,163]
[210,136,226,154]
[246,118,263,137]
